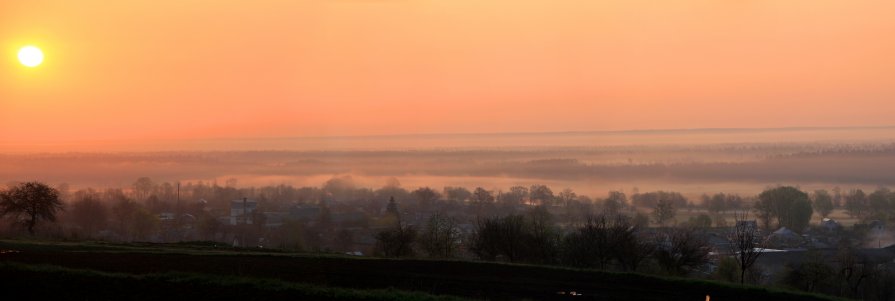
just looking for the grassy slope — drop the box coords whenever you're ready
[0,240,844,301]
[0,262,465,301]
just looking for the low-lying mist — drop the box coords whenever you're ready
[3,127,895,197]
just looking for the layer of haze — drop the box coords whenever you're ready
[2,1,895,152]
[3,128,895,199]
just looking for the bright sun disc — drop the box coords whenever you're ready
[18,46,44,67]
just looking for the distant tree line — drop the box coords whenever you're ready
[374,203,713,277]
[4,176,893,242]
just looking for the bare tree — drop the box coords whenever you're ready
[0,181,64,235]
[843,189,868,219]
[375,221,417,258]
[525,205,560,264]
[470,215,527,262]
[610,215,655,272]
[728,211,765,284]
[69,191,109,237]
[812,189,835,218]
[411,187,440,211]
[132,177,154,201]
[110,195,139,239]
[529,185,554,206]
[836,244,878,299]
[561,215,618,269]
[417,211,460,258]
[558,188,577,207]
[652,199,676,226]
[654,226,711,276]
[471,187,495,216]
[602,191,627,216]
[499,186,528,206]
[781,250,834,293]
[443,186,471,202]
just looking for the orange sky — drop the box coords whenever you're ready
[2,1,894,151]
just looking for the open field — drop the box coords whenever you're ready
[0,240,843,301]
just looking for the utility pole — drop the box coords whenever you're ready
[240,197,249,248]
[175,181,182,226]
[176,182,181,215]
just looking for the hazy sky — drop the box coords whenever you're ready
[2,1,894,150]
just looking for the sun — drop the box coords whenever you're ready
[18,46,44,67]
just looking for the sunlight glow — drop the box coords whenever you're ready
[18,46,44,67]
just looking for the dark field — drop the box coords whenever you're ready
[0,240,841,301]
[0,263,463,301]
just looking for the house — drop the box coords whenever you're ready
[261,212,289,228]
[705,231,733,254]
[735,220,758,231]
[158,212,176,221]
[756,245,895,283]
[230,198,258,225]
[820,218,842,232]
[158,212,196,227]
[766,227,803,249]
[332,211,367,225]
[288,205,321,221]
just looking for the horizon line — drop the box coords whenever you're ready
[4,124,895,145]
[207,125,895,142]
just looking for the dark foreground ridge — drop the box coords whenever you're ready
[0,240,841,301]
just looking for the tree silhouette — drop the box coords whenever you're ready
[654,226,711,276]
[69,192,109,237]
[386,196,399,217]
[755,186,812,232]
[652,199,676,226]
[411,187,440,211]
[375,221,416,258]
[560,215,616,269]
[812,190,834,218]
[843,189,868,219]
[417,211,460,258]
[132,177,154,201]
[443,186,471,202]
[471,187,495,215]
[603,191,627,216]
[0,181,64,235]
[728,211,765,284]
[529,185,554,206]
[470,215,527,262]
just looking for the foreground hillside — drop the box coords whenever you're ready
[0,240,840,301]
[0,263,463,301]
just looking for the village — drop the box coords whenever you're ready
[53,179,889,291]
[4,177,895,299]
